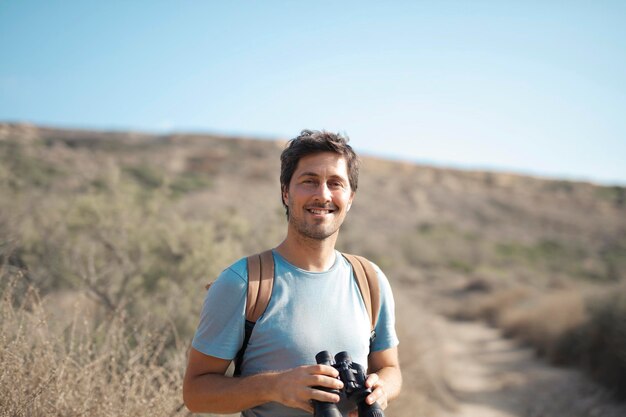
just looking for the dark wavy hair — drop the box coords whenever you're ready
[280,129,360,217]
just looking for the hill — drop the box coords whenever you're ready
[3,122,624,287]
[1,122,625,416]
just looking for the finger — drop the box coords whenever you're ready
[309,374,344,390]
[365,372,380,388]
[366,386,386,406]
[366,395,388,409]
[349,410,358,417]
[309,387,341,403]
[308,364,340,377]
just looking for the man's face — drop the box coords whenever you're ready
[283,152,355,241]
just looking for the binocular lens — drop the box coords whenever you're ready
[316,351,333,365]
[334,351,351,364]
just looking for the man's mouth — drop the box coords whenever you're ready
[306,207,335,215]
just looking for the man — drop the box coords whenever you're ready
[183,130,401,416]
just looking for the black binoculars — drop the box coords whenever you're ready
[313,350,385,417]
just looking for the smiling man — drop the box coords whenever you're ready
[183,130,401,417]
[282,151,353,242]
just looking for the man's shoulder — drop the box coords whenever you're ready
[220,257,248,281]
[205,257,248,299]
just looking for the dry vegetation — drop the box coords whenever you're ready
[1,272,185,417]
[1,122,625,415]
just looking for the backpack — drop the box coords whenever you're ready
[207,250,381,376]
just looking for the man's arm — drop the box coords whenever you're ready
[363,346,402,410]
[183,347,345,414]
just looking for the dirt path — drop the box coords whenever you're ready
[384,282,626,417]
[438,318,626,417]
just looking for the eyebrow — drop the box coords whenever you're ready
[297,171,320,178]
[298,172,348,182]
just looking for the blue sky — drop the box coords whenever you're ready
[1,1,625,185]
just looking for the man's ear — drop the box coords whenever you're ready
[347,191,355,211]
[282,186,289,206]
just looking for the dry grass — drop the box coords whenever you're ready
[497,290,588,359]
[451,286,533,324]
[0,271,187,417]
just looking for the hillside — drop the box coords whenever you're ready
[1,122,625,416]
[4,122,624,286]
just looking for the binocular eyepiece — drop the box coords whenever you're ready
[313,351,385,417]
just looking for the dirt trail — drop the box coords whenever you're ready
[438,318,626,417]
[386,282,626,417]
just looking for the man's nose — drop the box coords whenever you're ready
[315,183,332,201]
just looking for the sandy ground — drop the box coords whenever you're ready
[437,317,626,417]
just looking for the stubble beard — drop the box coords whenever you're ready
[287,200,344,242]
[289,214,340,241]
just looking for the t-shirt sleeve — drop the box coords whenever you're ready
[191,262,247,360]
[370,264,400,352]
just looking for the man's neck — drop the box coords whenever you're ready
[275,231,338,272]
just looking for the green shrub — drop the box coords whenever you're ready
[0,140,64,189]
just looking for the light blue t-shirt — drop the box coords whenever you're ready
[192,250,399,417]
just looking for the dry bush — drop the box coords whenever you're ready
[497,290,588,360]
[0,272,187,417]
[452,287,533,324]
[0,156,240,339]
[571,287,626,398]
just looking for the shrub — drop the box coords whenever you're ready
[579,290,626,398]
[497,291,587,360]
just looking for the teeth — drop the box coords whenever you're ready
[309,209,331,214]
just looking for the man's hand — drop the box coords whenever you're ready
[364,372,388,409]
[274,364,344,413]
[184,349,345,414]
[347,346,402,417]
[348,372,387,417]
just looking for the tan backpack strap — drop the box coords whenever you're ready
[342,253,381,331]
[245,250,275,322]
